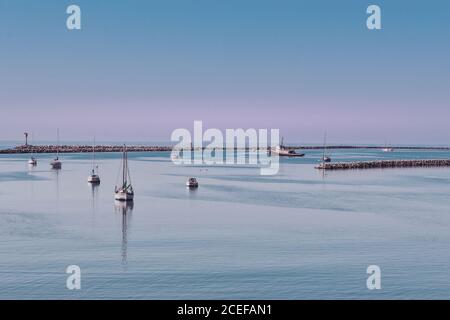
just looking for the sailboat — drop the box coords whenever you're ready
[272,137,305,157]
[28,133,37,166]
[50,129,62,169]
[321,132,331,163]
[114,145,134,201]
[87,138,100,184]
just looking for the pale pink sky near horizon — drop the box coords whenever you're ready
[1,1,449,144]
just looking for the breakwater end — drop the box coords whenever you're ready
[316,159,450,170]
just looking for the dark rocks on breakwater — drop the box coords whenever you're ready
[0,145,173,154]
[2,144,450,155]
[316,159,450,170]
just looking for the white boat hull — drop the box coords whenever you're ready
[88,175,100,183]
[114,191,134,201]
[186,182,199,188]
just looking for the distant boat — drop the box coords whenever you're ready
[382,142,394,152]
[50,129,62,169]
[272,137,305,157]
[87,138,100,184]
[114,145,134,201]
[321,132,331,163]
[186,177,199,188]
[28,133,37,166]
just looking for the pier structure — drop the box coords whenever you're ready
[316,159,450,170]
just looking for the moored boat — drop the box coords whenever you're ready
[87,138,100,184]
[186,177,199,188]
[114,145,134,201]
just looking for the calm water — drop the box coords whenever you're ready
[1,148,450,299]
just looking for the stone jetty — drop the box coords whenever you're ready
[316,159,450,170]
[0,145,173,154]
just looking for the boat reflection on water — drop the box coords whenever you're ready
[89,183,100,227]
[114,200,134,265]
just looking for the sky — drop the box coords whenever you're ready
[0,0,449,144]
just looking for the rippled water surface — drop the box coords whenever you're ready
[1,149,450,299]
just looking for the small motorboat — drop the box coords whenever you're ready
[322,156,331,163]
[186,177,199,188]
[50,157,62,169]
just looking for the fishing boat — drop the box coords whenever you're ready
[114,145,134,201]
[321,132,331,163]
[87,138,100,184]
[272,137,305,157]
[50,129,62,169]
[186,177,199,188]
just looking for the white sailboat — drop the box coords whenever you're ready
[28,133,37,166]
[321,132,331,163]
[50,129,62,169]
[87,138,100,184]
[114,145,134,201]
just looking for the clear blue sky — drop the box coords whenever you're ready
[1,0,449,144]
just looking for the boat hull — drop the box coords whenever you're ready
[114,191,134,201]
[186,183,199,188]
[274,152,305,157]
[88,175,101,184]
[50,161,61,169]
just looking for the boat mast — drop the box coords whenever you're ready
[92,137,96,171]
[56,128,59,158]
[323,132,327,160]
[30,133,33,157]
[122,145,127,188]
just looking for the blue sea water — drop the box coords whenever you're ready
[1,148,450,299]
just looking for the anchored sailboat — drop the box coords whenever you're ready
[114,145,134,201]
[50,129,62,169]
[28,133,37,166]
[87,138,100,184]
[321,132,331,163]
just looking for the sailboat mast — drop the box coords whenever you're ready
[122,145,126,187]
[92,137,96,171]
[56,128,59,158]
[323,132,327,160]
[30,133,33,156]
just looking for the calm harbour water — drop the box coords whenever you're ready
[1,148,450,299]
